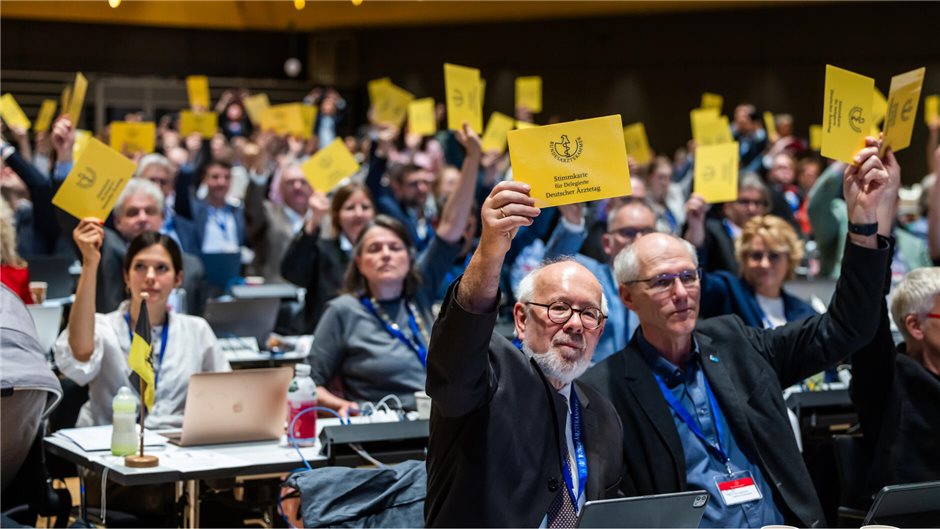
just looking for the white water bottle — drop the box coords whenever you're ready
[287,364,318,447]
[111,386,138,456]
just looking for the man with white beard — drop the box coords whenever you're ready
[425,181,624,528]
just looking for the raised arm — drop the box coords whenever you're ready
[66,218,104,362]
[435,123,481,244]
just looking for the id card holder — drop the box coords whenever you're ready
[714,470,762,506]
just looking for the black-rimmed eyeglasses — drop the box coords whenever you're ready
[525,301,606,330]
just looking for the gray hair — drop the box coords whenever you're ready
[516,257,609,316]
[606,196,657,228]
[739,172,771,204]
[114,178,165,219]
[890,267,940,344]
[613,234,698,285]
[134,153,175,179]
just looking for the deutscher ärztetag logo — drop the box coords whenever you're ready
[550,134,583,163]
[76,167,97,190]
[848,106,865,133]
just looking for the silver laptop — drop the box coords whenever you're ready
[164,367,292,446]
[577,490,709,528]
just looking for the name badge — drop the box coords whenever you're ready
[714,471,762,506]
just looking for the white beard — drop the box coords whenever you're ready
[521,340,592,386]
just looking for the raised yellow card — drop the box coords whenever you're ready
[694,142,739,204]
[622,122,652,165]
[179,110,218,137]
[300,138,360,193]
[61,86,71,116]
[516,121,536,130]
[408,98,436,137]
[186,75,210,111]
[924,95,939,126]
[480,78,487,109]
[481,112,515,153]
[301,105,317,140]
[243,93,270,125]
[373,83,413,127]
[109,121,156,155]
[33,100,58,132]
[883,68,925,153]
[872,88,887,126]
[259,103,308,137]
[809,125,822,151]
[68,72,88,125]
[53,137,137,220]
[368,77,391,107]
[763,111,778,140]
[73,130,92,159]
[444,63,483,133]
[821,65,874,164]
[690,108,733,146]
[1,94,31,130]
[701,92,724,113]
[515,76,542,114]
[507,115,631,208]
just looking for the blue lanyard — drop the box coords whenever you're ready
[563,389,588,508]
[360,297,427,367]
[653,367,733,474]
[124,312,170,390]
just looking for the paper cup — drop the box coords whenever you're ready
[29,281,48,304]
[414,391,432,420]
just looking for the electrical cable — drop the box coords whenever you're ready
[100,467,109,525]
[287,406,346,470]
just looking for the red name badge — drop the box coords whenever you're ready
[715,472,762,506]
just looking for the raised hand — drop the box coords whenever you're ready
[73,217,105,266]
[454,122,482,157]
[479,181,540,253]
[51,116,75,163]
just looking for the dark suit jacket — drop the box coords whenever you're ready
[280,230,348,333]
[703,218,739,274]
[581,238,889,528]
[169,214,201,255]
[425,280,624,528]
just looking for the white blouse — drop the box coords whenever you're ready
[54,301,231,429]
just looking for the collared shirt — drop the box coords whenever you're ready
[637,331,784,528]
[282,205,306,237]
[202,205,240,253]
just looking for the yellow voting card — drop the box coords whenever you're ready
[259,104,309,137]
[373,83,413,127]
[73,130,91,159]
[34,100,57,132]
[68,72,88,125]
[61,86,71,116]
[507,115,631,208]
[821,65,874,164]
[243,94,270,125]
[368,77,391,107]
[300,138,360,193]
[300,105,317,140]
[481,112,515,153]
[694,142,739,204]
[480,78,487,109]
[516,120,536,130]
[186,75,210,111]
[690,108,733,146]
[516,76,542,114]
[763,112,777,140]
[872,88,888,126]
[109,121,156,155]
[701,92,724,113]
[444,63,483,133]
[408,98,436,137]
[622,122,652,165]
[809,125,822,151]
[883,68,925,153]
[53,137,137,220]
[1,94,31,130]
[179,111,218,137]
[924,95,939,126]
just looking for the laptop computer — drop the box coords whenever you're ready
[200,252,242,291]
[163,367,293,446]
[204,297,280,347]
[577,490,709,528]
[862,481,940,526]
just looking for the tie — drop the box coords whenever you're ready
[547,399,579,528]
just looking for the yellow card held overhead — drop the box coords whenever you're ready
[179,111,218,137]
[61,86,71,116]
[690,108,733,146]
[516,120,536,130]
[444,63,483,133]
[515,76,542,114]
[300,138,360,193]
[259,104,309,137]
[507,115,631,208]
[53,137,137,220]
[694,142,739,204]
[408,98,437,137]
[821,65,874,164]
[300,105,318,140]
[809,125,822,151]
[883,67,925,153]
[373,83,413,127]
[368,77,391,106]
[763,112,778,141]
[109,121,156,155]
[67,72,88,125]
[33,100,58,132]
[701,92,724,113]
[186,75,210,111]
[73,130,92,159]
[481,112,515,153]
[622,122,652,165]
[243,94,270,125]
[1,94,32,130]
[924,95,939,126]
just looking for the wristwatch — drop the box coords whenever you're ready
[847,222,878,236]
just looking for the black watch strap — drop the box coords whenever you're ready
[847,222,878,236]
